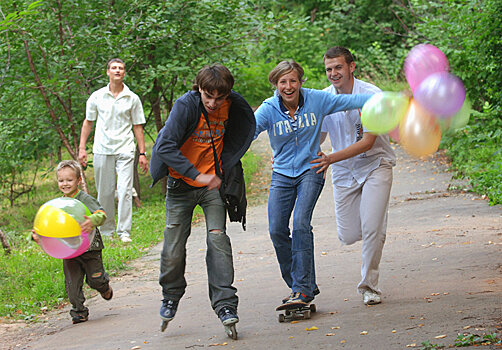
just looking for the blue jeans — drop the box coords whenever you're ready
[268,169,325,297]
[159,177,238,314]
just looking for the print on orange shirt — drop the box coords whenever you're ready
[169,99,231,187]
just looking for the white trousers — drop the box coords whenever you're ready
[93,153,134,238]
[333,160,393,294]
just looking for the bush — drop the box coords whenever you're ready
[441,102,502,205]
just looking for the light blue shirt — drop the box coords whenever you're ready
[254,88,371,178]
[321,79,396,187]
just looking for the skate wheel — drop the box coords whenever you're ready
[310,304,316,313]
[304,310,311,319]
[278,313,285,323]
[225,324,238,340]
[285,309,291,316]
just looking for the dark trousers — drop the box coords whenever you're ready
[63,250,110,318]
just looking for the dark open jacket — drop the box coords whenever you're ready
[150,90,256,187]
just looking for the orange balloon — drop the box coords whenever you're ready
[399,99,442,157]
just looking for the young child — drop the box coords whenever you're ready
[32,160,113,324]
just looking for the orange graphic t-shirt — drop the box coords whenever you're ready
[169,99,231,187]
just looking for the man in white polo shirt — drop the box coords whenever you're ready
[78,58,148,243]
[311,46,396,305]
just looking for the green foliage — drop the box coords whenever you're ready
[420,340,444,350]
[0,0,41,30]
[395,0,502,205]
[420,332,501,349]
[123,0,268,131]
[454,332,501,347]
[236,0,413,104]
[441,102,502,205]
[234,61,277,107]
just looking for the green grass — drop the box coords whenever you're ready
[0,149,262,321]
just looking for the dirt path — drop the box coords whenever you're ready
[2,134,501,350]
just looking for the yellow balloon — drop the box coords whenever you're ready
[33,204,81,238]
[399,99,442,157]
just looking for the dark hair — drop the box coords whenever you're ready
[268,60,305,86]
[107,58,125,70]
[192,64,234,95]
[56,160,82,179]
[323,46,355,65]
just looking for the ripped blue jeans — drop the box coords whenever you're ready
[159,177,238,314]
[268,169,325,297]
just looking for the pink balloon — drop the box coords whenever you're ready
[414,72,466,117]
[39,231,92,259]
[404,44,449,92]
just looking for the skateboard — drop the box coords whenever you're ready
[276,302,316,323]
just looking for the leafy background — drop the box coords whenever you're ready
[0,0,500,320]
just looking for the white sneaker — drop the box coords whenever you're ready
[121,236,132,243]
[363,290,381,305]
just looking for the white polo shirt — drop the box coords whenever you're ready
[321,78,396,187]
[86,84,145,155]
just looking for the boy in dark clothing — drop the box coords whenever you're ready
[150,64,255,339]
[33,160,113,324]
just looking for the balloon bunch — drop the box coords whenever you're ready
[361,44,471,157]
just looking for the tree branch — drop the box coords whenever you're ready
[22,37,76,160]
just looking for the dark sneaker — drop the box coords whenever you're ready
[288,292,314,304]
[282,292,295,304]
[218,306,239,326]
[100,286,113,301]
[72,315,88,324]
[160,299,179,321]
[282,287,319,303]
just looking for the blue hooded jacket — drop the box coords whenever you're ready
[254,88,371,177]
[150,90,256,187]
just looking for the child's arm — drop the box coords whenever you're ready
[80,210,107,233]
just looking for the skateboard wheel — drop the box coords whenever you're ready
[304,310,311,319]
[310,304,316,313]
[278,314,285,323]
[285,309,291,316]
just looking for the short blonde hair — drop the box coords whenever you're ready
[56,160,82,179]
[268,60,305,86]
